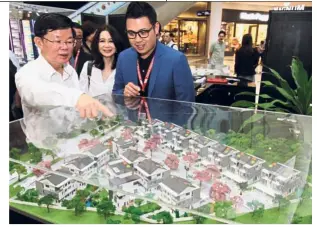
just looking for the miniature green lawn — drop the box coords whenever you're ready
[235,199,312,224]
[9,203,146,224]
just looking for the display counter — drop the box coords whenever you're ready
[9,94,312,224]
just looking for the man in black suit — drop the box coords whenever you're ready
[71,22,93,77]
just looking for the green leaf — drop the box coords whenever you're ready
[263,69,302,110]
[231,100,255,108]
[239,114,265,132]
[235,92,273,100]
[261,81,301,113]
[291,57,308,91]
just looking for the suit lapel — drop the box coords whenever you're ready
[130,50,138,85]
[148,42,165,96]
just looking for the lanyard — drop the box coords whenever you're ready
[73,49,80,69]
[136,57,155,92]
[138,97,152,123]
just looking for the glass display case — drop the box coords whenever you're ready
[9,94,312,224]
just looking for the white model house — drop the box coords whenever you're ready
[107,159,134,179]
[159,175,201,208]
[35,168,79,202]
[63,155,97,178]
[227,152,266,184]
[208,143,239,170]
[134,159,170,191]
[112,137,136,155]
[119,149,146,165]
[255,162,302,197]
[85,143,109,170]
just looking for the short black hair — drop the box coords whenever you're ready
[72,22,82,30]
[165,32,175,38]
[34,13,74,38]
[91,25,124,70]
[125,2,157,25]
[218,30,226,36]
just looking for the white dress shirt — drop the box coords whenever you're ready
[79,61,116,97]
[15,55,84,146]
[16,55,83,110]
[166,41,179,51]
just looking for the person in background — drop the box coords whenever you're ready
[70,22,93,77]
[82,21,98,54]
[257,40,266,64]
[234,33,260,86]
[15,13,113,119]
[113,2,194,102]
[80,25,124,97]
[164,32,178,50]
[157,22,162,42]
[209,31,226,68]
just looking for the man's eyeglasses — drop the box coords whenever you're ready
[126,26,154,39]
[42,37,76,47]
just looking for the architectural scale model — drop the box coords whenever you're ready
[9,115,310,224]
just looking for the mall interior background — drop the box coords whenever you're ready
[10,1,312,73]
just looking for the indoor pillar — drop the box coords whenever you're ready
[207,2,223,58]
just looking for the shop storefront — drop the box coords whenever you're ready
[221,9,269,56]
[162,2,209,57]
[163,19,207,56]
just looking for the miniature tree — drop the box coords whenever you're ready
[89,129,99,138]
[135,199,143,207]
[160,211,173,224]
[214,201,233,218]
[183,212,188,217]
[108,190,113,201]
[209,181,231,202]
[9,161,15,173]
[32,160,51,177]
[252,206,264,220]
[274,195,290,211]
[97,199,116,220]
[132,214,141,224]
[175,209,180,218]
[38,194,56,213]
[143,139,158,157]
[164,154,179,170]
[76,189,91,201]
[226,207,237,220]
[43,149,57,161]
[230,196,244,209]
[121,127,133,141]
[193,169,212,187]
[183,152,199,166]
[193,215,206,224]
[10,148,21,160]
[13,163,27,181]
[206,164,221,179]
[237,182,248,194]
[71,196,86,216]
[247,200,264,211]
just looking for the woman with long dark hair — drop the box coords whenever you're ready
[234,34,260,86]
[82,21,98,54]
[79,25,124,96]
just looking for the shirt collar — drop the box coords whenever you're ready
[37,55,72,80]
[138,45,156,62]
